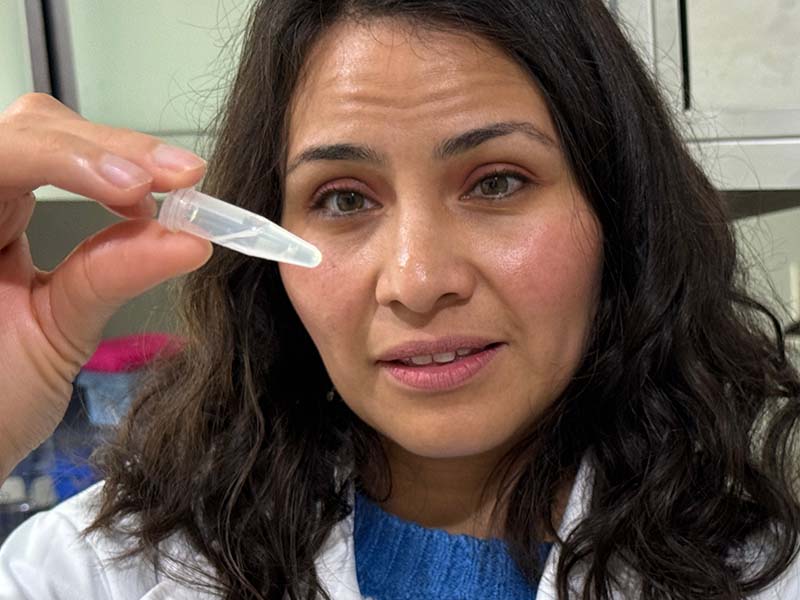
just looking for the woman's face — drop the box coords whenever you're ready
[280,20,602,461]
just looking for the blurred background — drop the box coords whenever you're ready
[0,0,798,538]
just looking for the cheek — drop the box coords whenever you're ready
[281,260,340,340]
[485,207,602,323]
[279,247,373,354]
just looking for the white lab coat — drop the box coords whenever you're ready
[1,456,799,599]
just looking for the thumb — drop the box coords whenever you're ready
[35,219,212,363]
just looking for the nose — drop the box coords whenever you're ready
[374,203,476,316]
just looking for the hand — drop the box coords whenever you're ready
[0,93,213,479]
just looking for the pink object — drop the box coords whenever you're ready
[83,334,183,373]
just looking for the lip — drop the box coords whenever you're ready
[377,337,505,392]
[378,343,504,392]
[375,336,501,362]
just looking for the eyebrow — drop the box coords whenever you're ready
[285,120,557,175]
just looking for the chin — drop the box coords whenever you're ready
[390,429,512,460]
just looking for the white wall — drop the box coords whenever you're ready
[735,204,800,327]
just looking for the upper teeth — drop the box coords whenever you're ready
[403,347,475,366]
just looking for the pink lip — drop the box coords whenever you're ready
[378,343,504,392]
[375,336,500,362]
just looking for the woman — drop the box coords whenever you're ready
[1,0,799,598]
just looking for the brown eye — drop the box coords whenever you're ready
[469,172,527,200]
[310,186,378,219]
[480,175,510,196]
[332,191,367,213]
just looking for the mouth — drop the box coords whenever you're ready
[381,342,505,367]
[377,343,506,392]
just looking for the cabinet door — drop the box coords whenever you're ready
[64,1,253,140]
[0,0,34,110]
[688,3,799,115]
[655,0,800,133]
[652,0,800,189]
[611,0,655,72]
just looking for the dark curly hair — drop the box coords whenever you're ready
[88,1,800,598]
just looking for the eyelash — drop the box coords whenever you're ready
[308,169,532,219]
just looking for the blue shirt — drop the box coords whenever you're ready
[353,492,551,599]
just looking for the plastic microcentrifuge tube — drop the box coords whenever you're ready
[158,188,322,268]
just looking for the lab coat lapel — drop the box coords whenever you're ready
[314,506,364,600]
[535,454,600,599]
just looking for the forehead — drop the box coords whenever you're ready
[287,19,558,152]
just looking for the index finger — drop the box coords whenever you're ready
[0,125,204,214]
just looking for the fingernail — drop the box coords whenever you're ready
[151,144,206,172]
[97,154,152,190]
[143,193,158,217]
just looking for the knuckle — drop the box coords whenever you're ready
[93,124,132,145]
[80,249,107,306]
[136,131,161,151]
[80,239,125,311]
[96,124,158,152]
[4,92,60,118]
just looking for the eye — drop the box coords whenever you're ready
[310,187,377,218]
[466,171,529,200]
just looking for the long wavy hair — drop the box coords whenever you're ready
[88,1,800,598]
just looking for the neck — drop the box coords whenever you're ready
[365,437,573,541]
[378,439,504,538]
